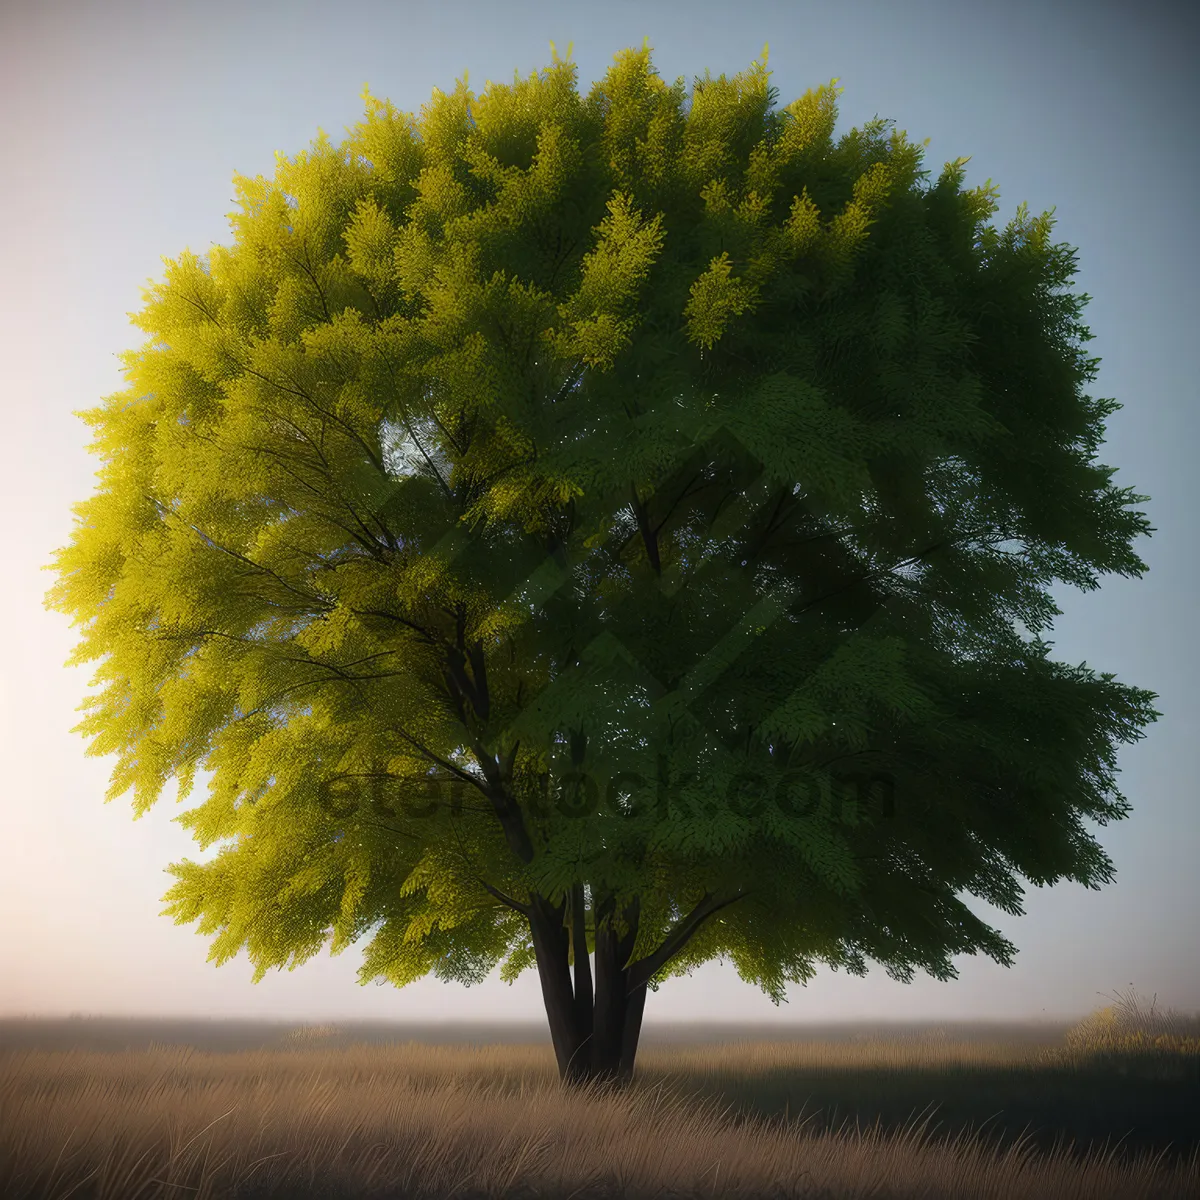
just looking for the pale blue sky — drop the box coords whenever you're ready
[1,0,1196,1025]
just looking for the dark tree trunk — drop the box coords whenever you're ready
[442,635,741,1093]
[527,891,586,1081]
[568,882,594,1060]
[527,886,648,1091]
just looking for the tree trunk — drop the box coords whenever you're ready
[527,886,648,1091]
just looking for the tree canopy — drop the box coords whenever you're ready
[45,40,1160,1086]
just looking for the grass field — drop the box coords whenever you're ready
[1,988,1197,1199]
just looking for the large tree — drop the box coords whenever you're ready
[46,41,1160,1089]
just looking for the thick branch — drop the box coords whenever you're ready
[482,786,536,864]
[625,889,750,996]
[630,483,661,575]
[569,881,594,1033]
[448,820,531,918]
[478,877,531,918]
[387,725,493,793]
[501,739,522,782]
[350,607,443,647]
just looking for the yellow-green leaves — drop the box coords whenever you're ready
[547,191,665,369]
[777,78,843,166]
[780,187,823,257]
[344,196,400,298]
[683,250,761,350]
[823,157,903,273]
[590,43,689,196]
[344,84,425,193]
[679,56,776,191]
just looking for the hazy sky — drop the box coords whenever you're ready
[2,0,1196,1027]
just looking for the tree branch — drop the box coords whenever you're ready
[448,820,531,918]
[350,607,444,648]
[631,483,661,575]
[625,888,751,995]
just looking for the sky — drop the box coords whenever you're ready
[1,0,1197,1028]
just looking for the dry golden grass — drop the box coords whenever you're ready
[1058,987,1200,1053]
[1,990,1197,1200]
[1038,987,1200,1081]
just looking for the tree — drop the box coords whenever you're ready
[45,39,1160,1091]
